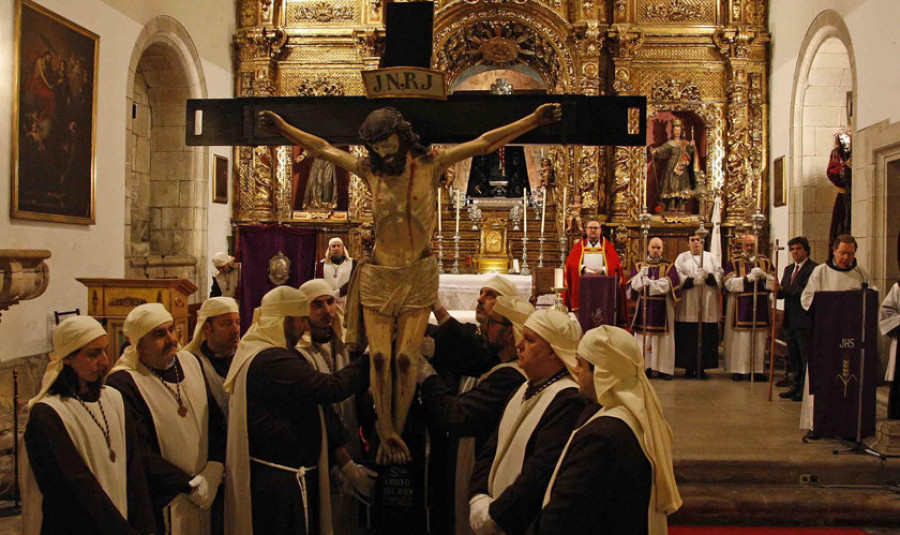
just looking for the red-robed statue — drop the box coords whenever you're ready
[827,130,852,247]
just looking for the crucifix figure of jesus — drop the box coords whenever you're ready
[259,103,561,463]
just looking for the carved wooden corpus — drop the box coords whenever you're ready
[0,250,51,323]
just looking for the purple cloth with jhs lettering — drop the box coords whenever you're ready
[577,275,617,332]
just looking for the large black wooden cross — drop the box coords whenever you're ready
[185,2,646,148]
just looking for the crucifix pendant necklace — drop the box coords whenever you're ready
[76,396,116,462]
[149,359,188,417]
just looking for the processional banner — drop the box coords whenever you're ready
[578,275,617,333]
[809,289,879,439]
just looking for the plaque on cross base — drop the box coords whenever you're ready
[372,396,428,533]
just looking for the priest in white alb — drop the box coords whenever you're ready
[800,234,871,433]
[674,231,723,378]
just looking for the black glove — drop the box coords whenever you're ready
[706,274,717,286]
[682,278,694,289]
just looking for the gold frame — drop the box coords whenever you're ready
[11,0,99,224]
[213,154,229,204]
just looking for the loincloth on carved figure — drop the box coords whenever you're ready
[344,255,438,346]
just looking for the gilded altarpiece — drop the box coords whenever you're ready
[232,0,769,267]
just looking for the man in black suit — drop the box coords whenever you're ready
[776,236,817,401]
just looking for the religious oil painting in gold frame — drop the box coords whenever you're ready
[773,156,786,207]
[213,155,229,204]
[11,0,99,224]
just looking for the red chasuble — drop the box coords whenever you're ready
[563,238,626,321]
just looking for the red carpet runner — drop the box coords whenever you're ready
[670,528,867,534]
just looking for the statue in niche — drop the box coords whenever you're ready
[302,157,337,209]
[466,145,530,198]
[646,114,706,214]
[292,145,350,211]
[827,129,852,247]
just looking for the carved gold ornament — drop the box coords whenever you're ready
[268,251,292,285]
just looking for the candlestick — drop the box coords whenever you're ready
[455,190,461,237]
[437,186,442,234]
[554,268,564,289]
[436,234,445,273]
[756,172,762,210]
[523,191,528,236]
[540,188,547,235]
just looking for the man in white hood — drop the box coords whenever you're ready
[211,252,241,299]
[184,297,240,417]
[224,286,371,535]
[533,325,681,534]
[22,315,156,534]
[467,309,587,535]
[314,237,356,308]
[106,303,227,535]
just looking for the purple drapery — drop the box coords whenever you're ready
[808,289,879,440]
[577,275,617,332]
[236,224,318,333]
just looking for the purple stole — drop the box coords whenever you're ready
[725,256,772,330]
[630,260,681,333]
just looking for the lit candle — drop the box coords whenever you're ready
[436,186,442,234]
[540,188,547,235]
[643,173,648,212]
[522,191,528,236]
[455,190,461,237]
[554,267,564,289]
[757,174,762,210]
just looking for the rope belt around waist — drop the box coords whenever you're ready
[251,457,318,532]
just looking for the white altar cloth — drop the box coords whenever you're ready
[437,273,532,311]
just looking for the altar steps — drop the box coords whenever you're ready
[657,375,900,528]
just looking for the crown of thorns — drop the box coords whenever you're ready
[359,107,406,144]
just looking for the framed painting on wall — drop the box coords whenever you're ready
[11,0,99,224]
[773,156,786,207]
[213,155,229,204]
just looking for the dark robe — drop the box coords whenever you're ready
[25,398,156,535]
[827,146,852,248]
[106,355,227,534]
[674,321,719,371]
[430,318,500,383]
[421,364,527,535]
[529,404,652,535]
[470,386,588,535]
[245,347,369,535]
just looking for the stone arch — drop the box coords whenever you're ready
[124,16,209,299]
[433,2,579,93]
[789,10,856,260]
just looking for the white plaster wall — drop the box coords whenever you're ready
[0,0,234,360]
[769,0,900,270]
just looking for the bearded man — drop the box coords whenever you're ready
[224,286,371,535]
[314,237,356,308]
[22,316,156,535]
[184,297,241,417]
[259,103,561,464]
